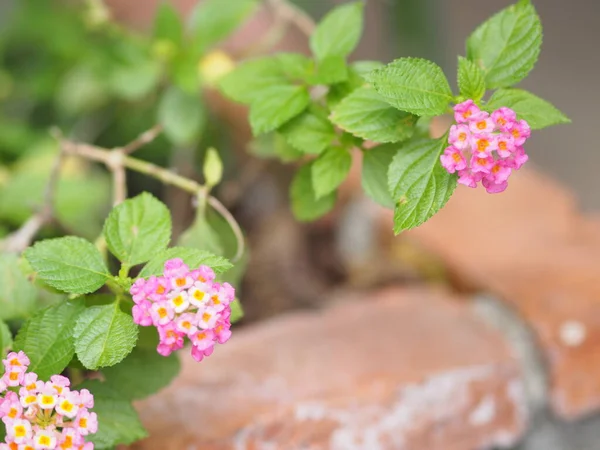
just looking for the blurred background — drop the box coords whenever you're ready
[0,1,597,449]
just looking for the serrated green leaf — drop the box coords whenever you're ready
[230,298,244,323]
[103,192,172,266]
[102,347,180,400]
[278,108,335,155]
[249,85,310,135]
[14,300,84,380]
[486,88,570,130]
[310,2,364,61]
[140,247,232,278]
[74,303,138,370]
[388,138,457,234]
[467,0,542,88]
[457,56,486,101]
[369,58,453,116]
[331,86,417,143]
[362,144,397,208]
[0,253,37,321]
[309,55,348,85]
[0,319,12,359]
[311,147,352,198]
[290,164,337,222]
[219,57,286,104]
[158,86,206,145]
[153,2,183,46]
[79,380,147,448]
[25,237,110,295]
[189,0,258,53]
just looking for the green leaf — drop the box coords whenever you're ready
[249,85,310,135]
[25,237,110,295]
[0,319,12,359]
[276,53,314,81]
[79,380,147,448]
[486,88,571,130]
[230,298,244,323]
[153,2,183,46]
[103,192,172,266]
[311,147,352,198]
[326,68,366,109]
[466,0,542,88]
[278,108,335,155]
[140,247,232,278]
[310,2,364,60]
[14,300,84,380]
[219,57,286,104]
[0,253,37,321]
[457,56,486,102]
[369,58,453,116]
[388,138,457,234]
[108,60,161,101]
[189,0,258,53]
[178,208,225,257]
[309,55,348,85]
[203,147,223,187]
[158,86,206,145]
[248,133,304,162]
[362,144,397,208]
[290,164,337,221]
[331,86,417,143]
[74,303,139,370]
[352,60,384,77]
[102,348,180,400]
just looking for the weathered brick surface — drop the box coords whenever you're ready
[406,169,600,419]
[132,288,526,449]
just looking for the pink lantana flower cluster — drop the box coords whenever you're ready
[0,351,97,450]
[440,99,531,194]
[130,258,234,362]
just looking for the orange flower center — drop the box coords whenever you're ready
[458,132,467,141]
[477,139,489,152]
[476,121,486,130]
[498,141,507,150]
[156,285,166,294]
[158,308,168,318]
[452,153,462,163]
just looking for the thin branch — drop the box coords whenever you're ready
[207,196,245,263]
[1,146,64,253]
[120,124,163,155]
[267,0,316,37]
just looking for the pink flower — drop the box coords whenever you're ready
[491,107,517,131]
[510,119,531,145]
[191,346,214,363]
[470,134,497,156]
[77,390,94,409]
[163,258,188,279]
[3,367,24,387]
[457,170,482,188]
[495,134,516,158]
[3,352,30,373]
[453,99,485,123]
[440,146,467,174]
[506,146,529,170]
[75,410,98,435]
[213,321,232,345]
[158,323,185,347]
[191,329,215,351]
[168,291,190,314]
[175,314,198,336]
[196,307,219,330]
[132,300,153,327]
[488,160,512,183]
[470,155,494,174]
[130,278,147,304]
[482,177,509,194]
[190,266,216,284]
[147,276,169,302]
[150,302,174,326]
[448,125,471,150]
[468,116,494,135]
[49,376,70,396]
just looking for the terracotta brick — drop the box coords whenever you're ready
[407,169,600,419]
[131,288,526,449]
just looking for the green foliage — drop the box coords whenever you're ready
[278,108,336,155]
[331,86,417,143]
[219,57,285,104]
[189,0,258,53]
[362,144,397,208]
[310,2,364,61]
[369,58,453,116]
[153,2,183,46]
[249,85,310,135]
[457,56,486,102]
[0,319,12,359]
[158,86,207,144]
[102,347,180,400]
[290,164,337,221]
[230,298,244,323]
[486,88,571,129]
[140,247,232,278]
[203,147,223,188]
[467,0,542,88]
[388,138,457,234]
[25,237,110,294]
[311,147,352,199]
[0,253,37,320]
[103,193,172,266]
[74,302,139,370]
[14,300,84,380]
[79,380,148,448]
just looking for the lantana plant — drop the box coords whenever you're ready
[0,0,568,447]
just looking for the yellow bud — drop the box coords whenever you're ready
[199,51,235,87]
